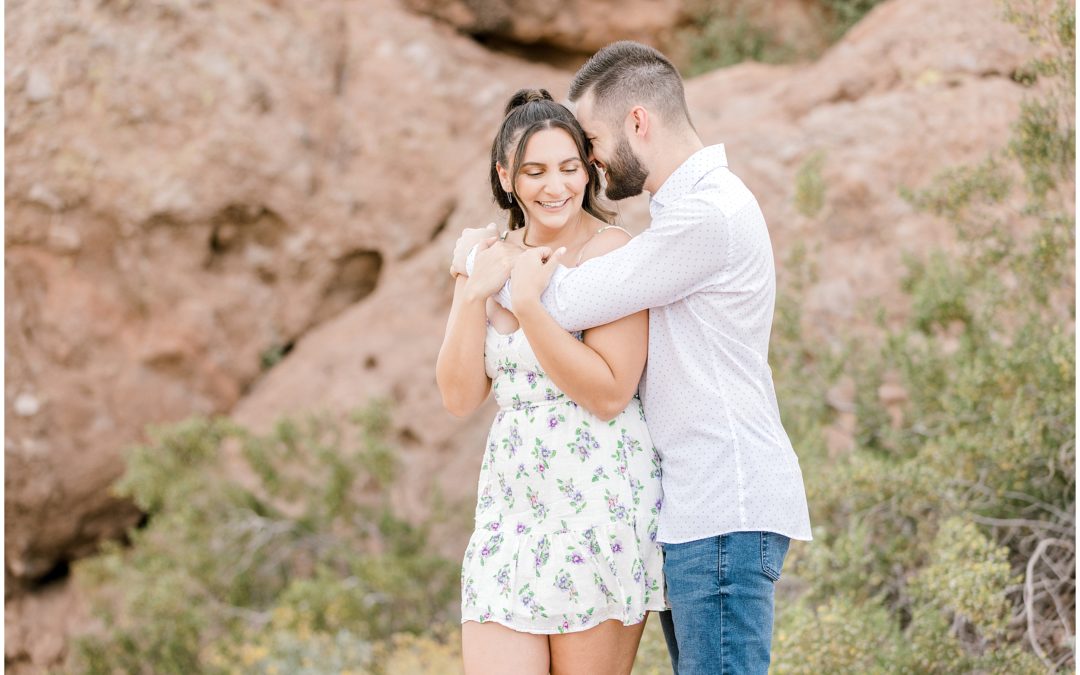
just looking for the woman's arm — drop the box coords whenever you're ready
[511,229,648,421]
[435,241,521,417]
[435,276,491,417]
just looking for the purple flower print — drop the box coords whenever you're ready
[502,425,523,456]
[464,578,478,606]
[496,564,512,597]
[548,414,559,429]
[593,572,617,603]
[557,478,587,514]
[532,438,554,477]
[583,528,603,556]
[567,551,586,565]
[568,425,596,462]
[516,522,529,535]
[500,358,517,380]
[531,535,551,576]
[522,595,548,620]
[576,607,596,627]
[605,490,628,522]
[479,532,503,565]
[526,371,537,388]
[553,569,580,602]
[478,485,494,511]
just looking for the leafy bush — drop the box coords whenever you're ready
[820,0,888,39]
[69,404,461,674]
[770,2,1075,671]
[678,2,795,76]
[794,151,827,218]
[675,0,889,75]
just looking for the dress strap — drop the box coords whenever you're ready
[575,224,632,265]
[596,224,632,236]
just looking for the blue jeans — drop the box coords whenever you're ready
[659,531,790,674]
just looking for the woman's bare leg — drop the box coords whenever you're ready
[549,616,649,675]
[462,620,551,675]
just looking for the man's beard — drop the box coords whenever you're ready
[603,136,648,201]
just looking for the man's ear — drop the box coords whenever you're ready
[495,163,513,192]
[627,106,649,139]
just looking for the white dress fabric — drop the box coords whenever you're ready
[460,323,666,634]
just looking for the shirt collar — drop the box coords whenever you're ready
[649,144,728,216]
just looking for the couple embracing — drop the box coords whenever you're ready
[436,41,812,675]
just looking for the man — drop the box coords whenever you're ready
[452,41,811,674]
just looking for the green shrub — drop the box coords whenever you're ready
[678,2,795,76]
[675,0,889,75]
[794,151,827,218]
[820,0,888,39]
[771,2,1074,670]
[69,403,460,674]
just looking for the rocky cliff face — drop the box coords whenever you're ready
[5,0,561,587]
[4,0,1036,670]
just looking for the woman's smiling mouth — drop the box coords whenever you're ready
[538,198,570,210]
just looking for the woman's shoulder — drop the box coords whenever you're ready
[577,223,632,264]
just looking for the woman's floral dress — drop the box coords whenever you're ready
[460,323,666,634]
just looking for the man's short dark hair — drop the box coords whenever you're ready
[569,41,693,130]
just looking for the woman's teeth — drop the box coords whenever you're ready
[539,198,569,209]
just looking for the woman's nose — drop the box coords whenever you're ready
[543,174,568,195]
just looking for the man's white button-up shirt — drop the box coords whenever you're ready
[533,144,812,544]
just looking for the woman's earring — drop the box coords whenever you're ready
[506,190,514,205]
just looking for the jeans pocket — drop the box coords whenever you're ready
[760,531,790,582]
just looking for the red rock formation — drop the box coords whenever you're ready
[5,0,562,598]
[402,0,686,53]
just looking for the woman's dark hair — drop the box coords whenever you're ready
[490,88,614,230]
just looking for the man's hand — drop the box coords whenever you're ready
[450,223,498,278]
[510,246,566,309]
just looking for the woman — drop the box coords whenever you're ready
[435,89,664,675]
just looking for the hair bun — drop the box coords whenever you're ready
[504,88,555,115]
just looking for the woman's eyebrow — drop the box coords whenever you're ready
[519,157,582,168]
